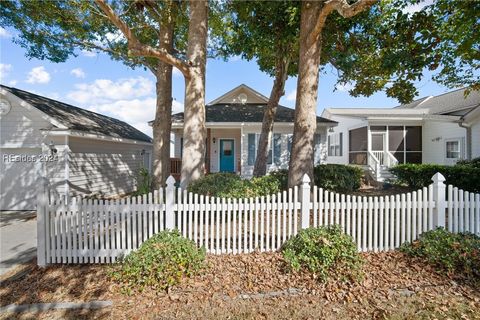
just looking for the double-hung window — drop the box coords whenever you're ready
[247,133,282,166]
[328,132,343,156]
[446,139,461,159]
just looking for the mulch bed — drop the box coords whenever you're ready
[1,252,479,319]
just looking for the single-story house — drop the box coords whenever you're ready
[0,85,152,210]
[166,84,337,177]
[322,88,480,181]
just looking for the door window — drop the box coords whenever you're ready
[223,141,232,156]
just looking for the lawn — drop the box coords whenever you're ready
[1,251,479,319]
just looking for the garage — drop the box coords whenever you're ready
[0,148,42,210]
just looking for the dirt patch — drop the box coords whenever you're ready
[351,184,415,197]
[1,252,479,319]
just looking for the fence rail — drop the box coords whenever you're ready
[37,173,480,266]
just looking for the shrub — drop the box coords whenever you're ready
[111,230,205,291]
[134,167,152,196]
[456,157,480,168]
[401,228,480,279]
[282,225,363,282]
[188,172,281,198]
[313,164,363,192]
[389,163,480,192]
[268,169,289,190]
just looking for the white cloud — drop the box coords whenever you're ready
[8,80,18,86]
[26,66,51,84]
[70,68,86,79]
[229,55,241,62]
[172,99,184,114]
[67,77,154,104]
[286,89,297,102]
[0,27,11,38]
[0,63,12,79]
[173,67,182,77]
[336,82,354,92]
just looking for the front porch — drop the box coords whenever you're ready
[348,125,422,181]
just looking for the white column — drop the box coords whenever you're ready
[300,174,311,229]
[432,172,446,228]
[165,176,176,229]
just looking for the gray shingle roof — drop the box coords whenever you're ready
[172,103,336,124]
[2,85,152,143]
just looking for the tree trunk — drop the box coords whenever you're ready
[180,0,208,188]
[288,1,323,187]
[151,10,175,189]
[253,58,290,177]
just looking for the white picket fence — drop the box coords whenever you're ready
[36,173,480,266]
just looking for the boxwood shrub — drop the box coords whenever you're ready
[187,172,281,198]
[401,228,480,279]
[313,164,363,192]
[389,163,480,193]
[282,225,363,282]
[111,230,205,291]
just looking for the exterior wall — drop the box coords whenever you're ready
[422,120,467,165]
[325,115,366,165]
[241,124,328,177]
[471,121,480,159]
[67,137,152,196]
[0,92,52,148]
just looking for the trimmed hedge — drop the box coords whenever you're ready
[313,164,363,192]
[187,172,281,198]
[389,163,480,193]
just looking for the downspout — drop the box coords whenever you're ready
[458,120,471,160]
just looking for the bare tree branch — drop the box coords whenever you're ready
[308,0,377,46]
[94,0,190,77]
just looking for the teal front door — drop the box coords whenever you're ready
[219,139,235,172]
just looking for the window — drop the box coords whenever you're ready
[446,140,461,159]
[247,133,282,166]
[328,132,343,156]
[273,134,281,165]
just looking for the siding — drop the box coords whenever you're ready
[68,137,151,196]
[241,125,328,177]
[0,94,52,147]
[325,115,366,165]
[423,120,467,164]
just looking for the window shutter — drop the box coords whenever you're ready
[339,132,343,156]
[248,134,256,165]
[274,134,281,165]
[327,136,331,156]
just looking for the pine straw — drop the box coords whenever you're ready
[1,252,479,319]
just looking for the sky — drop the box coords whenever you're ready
[0,16,453,138]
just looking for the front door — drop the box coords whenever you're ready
[371,133,386,165]
[219,139,235,172]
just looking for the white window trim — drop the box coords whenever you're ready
[445,138,463,159]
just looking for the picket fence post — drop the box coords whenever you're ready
[432,172,446,229]
[300,174,311,229]
[36,174,48,267]
[165,176,176,229]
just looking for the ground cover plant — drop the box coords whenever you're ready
[401,228,480,279]
[110,230,205,292]
[282,225,363,282]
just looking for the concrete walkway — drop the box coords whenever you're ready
[0,211,37,275]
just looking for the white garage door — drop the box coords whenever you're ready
[1,148,42,210]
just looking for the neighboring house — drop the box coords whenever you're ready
[0,85,152,210]
[165,84,337,178]
[322,88,480,181]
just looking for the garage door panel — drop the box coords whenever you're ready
[1,148,41,210]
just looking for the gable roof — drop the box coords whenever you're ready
[208,84,269,105]
[172,103,335,124]
[1,85,152,143]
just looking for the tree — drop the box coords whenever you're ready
[287,0,480,186]
[1,0,208,188]
[221,1,300,177]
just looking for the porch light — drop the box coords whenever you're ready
[328,127,334,133]
[213,137,216,144]
[48,141,57,155]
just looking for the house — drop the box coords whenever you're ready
[167,84,337,178]
[0,85,153,210]
[322,88,480,181]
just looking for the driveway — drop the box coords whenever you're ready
[0,211,37,276]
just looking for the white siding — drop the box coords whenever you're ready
[0,94,52,148]
[423,120,467,164]
[241,124,328,177]
[68,137,151,196]
[471,121,480,159]
[325,115,366,165]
